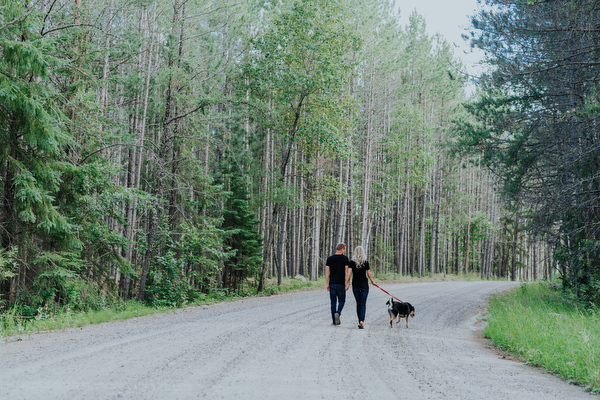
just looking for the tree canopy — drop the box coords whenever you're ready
[1,0,569,315]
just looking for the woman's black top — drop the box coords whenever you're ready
[349,260,370,290]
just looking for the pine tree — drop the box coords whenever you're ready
[221,157,264,293]
[0,1,83,304]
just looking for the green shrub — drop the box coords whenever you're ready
[144,251,195,307]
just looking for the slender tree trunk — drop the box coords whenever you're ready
[418,189,426,277]
[361,67,375,247]
[511,215,519,281]
[310,162,323,280]
[98,0,114,136]
[120,8,157,296]
[333,159,348,246]
[429,155,441,276]
[276,205,287,286]
[258,122,273,292]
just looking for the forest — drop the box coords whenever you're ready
[1,0,598,316]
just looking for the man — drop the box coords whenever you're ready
[325,243,350,325]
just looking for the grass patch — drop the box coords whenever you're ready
[485,282,600,393]
[1,301,170,339]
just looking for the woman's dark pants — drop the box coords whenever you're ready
[353,287,369,323]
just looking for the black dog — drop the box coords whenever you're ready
[386,298,415,328]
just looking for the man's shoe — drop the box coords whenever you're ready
[358,322,364,329]
[334,313,340,325]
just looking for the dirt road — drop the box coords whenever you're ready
[1,281,596,399]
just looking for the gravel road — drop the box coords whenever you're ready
[1,281,596,400]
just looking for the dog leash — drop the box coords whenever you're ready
[372,282,403,303]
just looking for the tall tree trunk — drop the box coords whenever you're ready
[511,214,519,281]
[333,159,348,246]
[361,67,375,247]
[418,189,426,277]
[120,16,154,297]
[429,155,442,276]
[257,126,272,292]
[532,239,538,280]
[276,205,287,286]
[310,162,323,280]
[98,0,114,135]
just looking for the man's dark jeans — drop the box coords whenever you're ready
[329,283,346,323]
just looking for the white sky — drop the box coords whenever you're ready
[395,0,486,91]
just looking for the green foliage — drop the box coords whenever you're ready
[221,160,264,292]
[454,90,538,206]
[16,251,116,313]
[389,103,436,187]
[245,0,360,157]
[0,0,78,242]
[177,218,233,293]
[144,251,194,308]
[0,247,18,282]
[554,239,600,307]
[1,300,166,339]
[485,283,600,392]
[460,0,600,298]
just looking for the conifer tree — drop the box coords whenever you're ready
[220,154,264,293]
[0,1,82,303]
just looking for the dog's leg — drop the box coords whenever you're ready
[389,314,394,328]
[405,316,409,328]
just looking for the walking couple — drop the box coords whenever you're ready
[325,243,374,329]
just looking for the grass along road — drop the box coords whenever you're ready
[485,282,600,393]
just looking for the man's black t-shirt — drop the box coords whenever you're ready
[349,260,370,290]
[326,254,349,285]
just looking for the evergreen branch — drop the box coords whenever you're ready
[0,12,31,33]
[164,103,211,127]
[515,61,600,76]
[163,97,268,126]
[77,143,134,165]
[40,0,59,35]
[41,24,96,37]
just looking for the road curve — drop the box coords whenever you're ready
[1,281,596,400]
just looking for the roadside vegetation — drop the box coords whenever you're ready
[485,282,600,393]
[1,277,323,339]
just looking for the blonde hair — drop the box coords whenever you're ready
[353,246,366,268]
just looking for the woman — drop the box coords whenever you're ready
[349,246,374,329]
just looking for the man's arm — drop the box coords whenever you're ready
[325,265,330,291]
[344,265,350,290]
